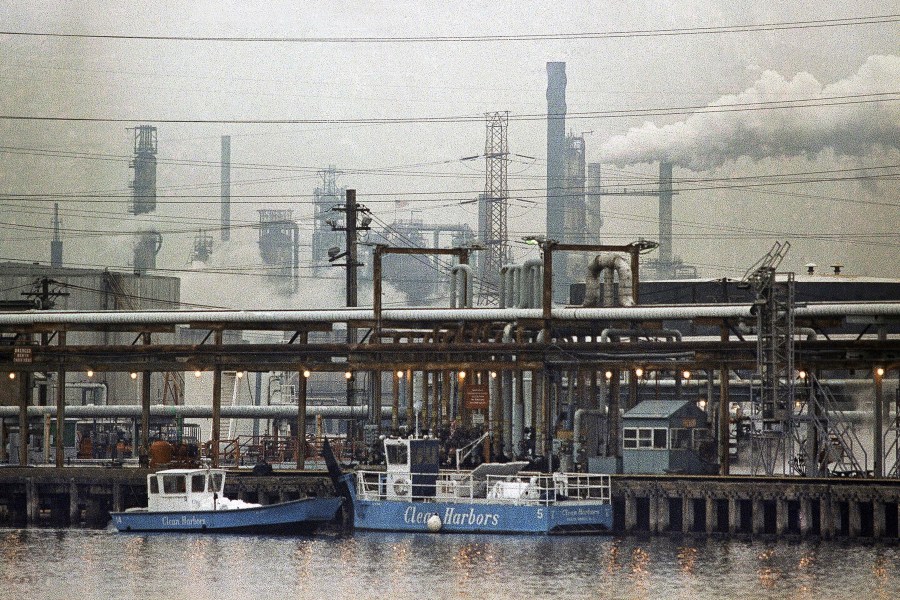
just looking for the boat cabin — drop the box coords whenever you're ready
[147,468,226,512]
[383,437,440,500]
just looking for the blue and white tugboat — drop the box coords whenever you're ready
[110,467,343,534]
[343,437,612,535]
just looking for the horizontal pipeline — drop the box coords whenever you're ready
[0,302,897,327]
[0,404,393,420]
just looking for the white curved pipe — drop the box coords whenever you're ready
[584,252,634,307]
[599,328,683,343]
[450,264,473,308]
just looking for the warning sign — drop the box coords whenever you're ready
[13,347,32,364]
[464,384,489,410]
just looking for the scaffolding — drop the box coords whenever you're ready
[129,125,157,215]
[741,242,793,475]
[258,210,299,293]
[190,230,213,263]
[312,167,346,276]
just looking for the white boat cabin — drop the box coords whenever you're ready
[147,468,226,512]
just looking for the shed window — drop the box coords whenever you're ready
[191,474,206,492]
[150,477,159,494]
[653,429,668,449]
[624,427,668,450]
[623,428,638,449]
[211,473,224,493]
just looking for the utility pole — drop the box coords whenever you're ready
[328,190,372,444]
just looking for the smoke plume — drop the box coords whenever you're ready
[600,55,900,170]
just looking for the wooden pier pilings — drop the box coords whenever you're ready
[614,475,900,541]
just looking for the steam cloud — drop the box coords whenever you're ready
[600,55,900,170]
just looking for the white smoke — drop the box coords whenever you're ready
[600,55,900,170]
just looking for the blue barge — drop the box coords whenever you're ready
[346,438,612,535]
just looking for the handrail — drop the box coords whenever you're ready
[355,469,611,506]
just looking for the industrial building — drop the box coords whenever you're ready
[0,263,182,410]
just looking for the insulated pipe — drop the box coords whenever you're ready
[599,328,683,343]
[584,252,635,307]
[797,327,818,341]
[499,266,509,309]
[0,404,392,419]
[9,301,900,326]
[450,265,474,308]
[523,258,543,309]
[501,323,517,456]
[449,267,458,308]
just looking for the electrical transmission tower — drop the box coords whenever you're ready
[478,111,510,305]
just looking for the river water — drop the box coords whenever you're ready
[1,528,897,599]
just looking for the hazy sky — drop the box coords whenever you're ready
[0,2,897,308]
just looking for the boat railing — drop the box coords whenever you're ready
[355,469,611,506]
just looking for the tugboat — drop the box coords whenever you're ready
[334,436,613,535]
[110,467,343,534]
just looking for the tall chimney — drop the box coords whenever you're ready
[546,62,567,302]
[586,162,603,241]
[221,135,231,242]
[659,161,673,275]
[50,203,63,268]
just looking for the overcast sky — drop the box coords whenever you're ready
[0,2,897,308]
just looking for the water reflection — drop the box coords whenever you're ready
[0,530,897,599]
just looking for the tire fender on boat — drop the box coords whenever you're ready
[393,478,410,496]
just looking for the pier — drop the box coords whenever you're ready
[2,467,899,542]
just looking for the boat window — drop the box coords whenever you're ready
[410,443,438,468]
[191,474,206,492]
[149,477,159,494]
[211,473,224,493]
[386,444,408,467]
[162,475,186,494]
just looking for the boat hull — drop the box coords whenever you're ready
[353,499,612,535]
[110,497,343,534]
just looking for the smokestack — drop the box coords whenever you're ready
[221,135,231,242]
[129,125,157,215]
[50,203,62,268]
[659,161,673,274]
[546,61,567,302]
[134,230,163,274]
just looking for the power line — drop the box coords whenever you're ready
[1,14,896,43]
[1,92,896,125]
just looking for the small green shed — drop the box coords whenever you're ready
[622,400,717,474]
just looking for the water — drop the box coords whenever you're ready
[1,528,898,599]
